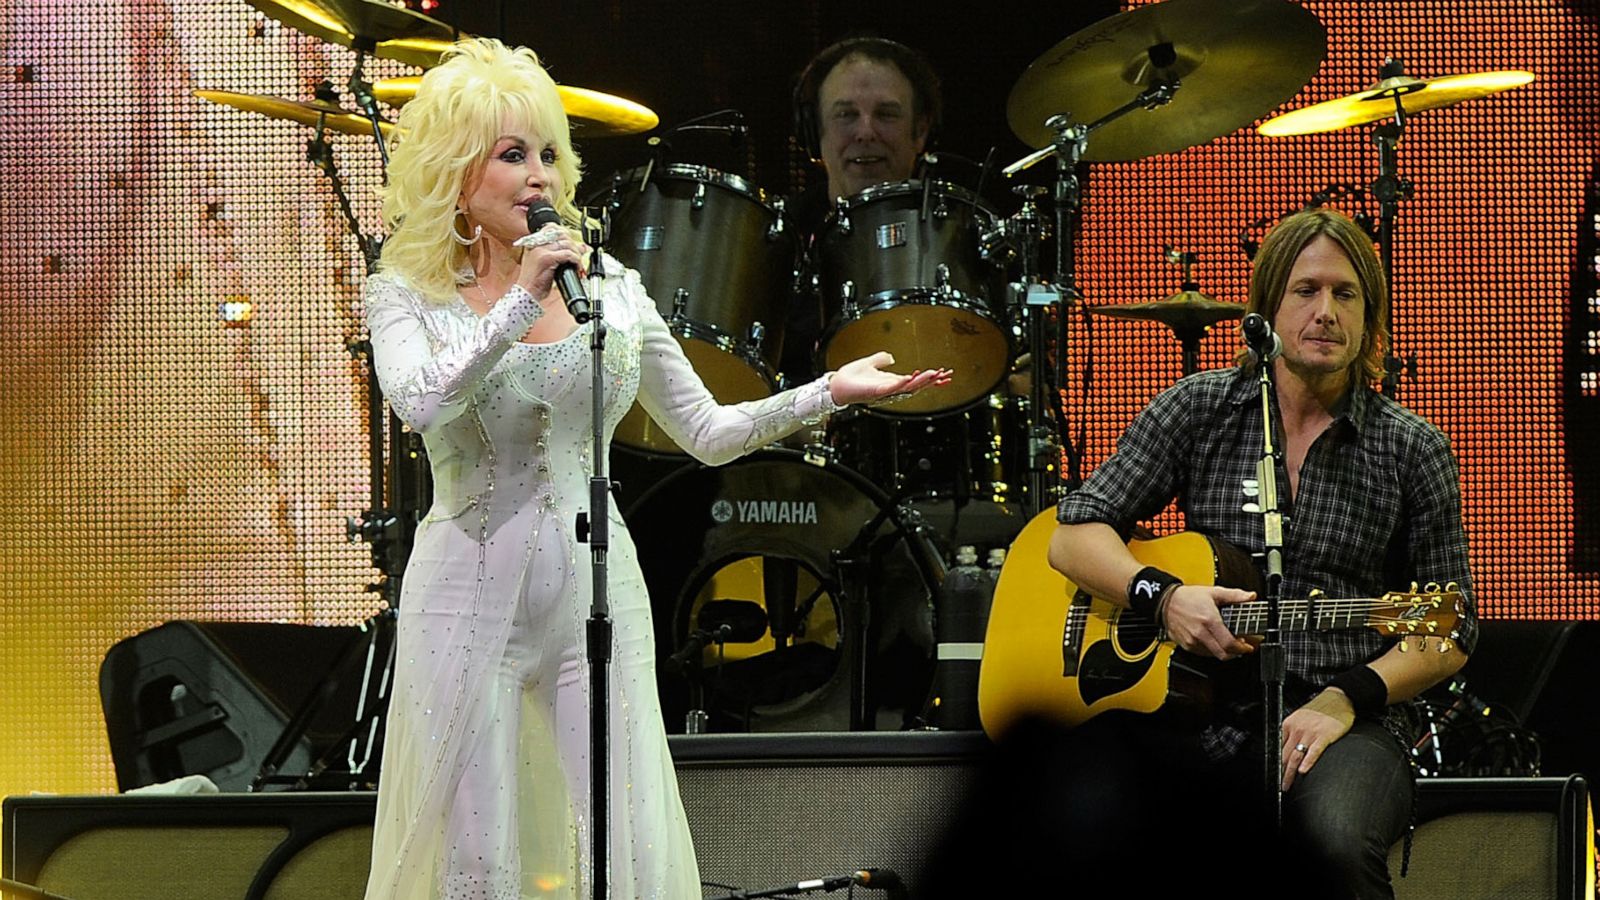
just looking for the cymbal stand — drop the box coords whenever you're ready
[1368,57,1416,398]
[1002,78,1181,508]
[253,95,424,790]
[346,48,390,166]
[305,111,382,272]
[1164,248,1207,379]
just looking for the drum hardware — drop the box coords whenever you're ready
[1004,0,1326,162]
[241,0,458,161]
[598,162,795,453]
[817,180,1011,414]
[667,600,770,734]
[998,0,1328,505]
[1260,60,1534,396]
[832,494,945,731]
[630,450,942,733]
[1087,247,1243,379]
[630,108,750,204]
[1238,183,1377,261]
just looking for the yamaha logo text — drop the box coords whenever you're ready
[715,499,820,525]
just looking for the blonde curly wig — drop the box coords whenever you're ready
[378,38,584,304]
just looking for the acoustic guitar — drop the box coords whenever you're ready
[977,510,1464,738]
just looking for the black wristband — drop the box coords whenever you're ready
[1327,664,1388,718]
[1127,566,1182,620]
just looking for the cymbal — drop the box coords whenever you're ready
[244,0,457,68]
[1087,291,1243,332]
[1007,0,1325,160]
[196,89,393,138]
[1258,69,1536,136]
[373,76,660,136]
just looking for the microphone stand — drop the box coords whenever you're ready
[1249,352,1288,824]
[578,218,613,900]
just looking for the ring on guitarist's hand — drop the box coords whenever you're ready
[1294,743,1308,753]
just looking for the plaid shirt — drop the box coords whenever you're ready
[1058,366,1478,758]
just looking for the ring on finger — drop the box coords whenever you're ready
[1294,743,1308,753]
[518,226,564,249]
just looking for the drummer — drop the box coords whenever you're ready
[782,36,942,384]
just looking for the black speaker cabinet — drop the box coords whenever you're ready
[99,621,369,792]
[1388,777,1595,900]
[1,793,374,900]
[670,731,988,895]
[5,738,1593,899]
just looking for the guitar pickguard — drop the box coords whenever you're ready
[1076,637,1158,707]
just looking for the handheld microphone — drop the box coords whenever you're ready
[1241,312,1282,363]
[524,199,590,322]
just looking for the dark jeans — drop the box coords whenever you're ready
[1279,719,1415,900]
[922,713,1368,900]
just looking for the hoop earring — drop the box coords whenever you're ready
[451,211,482,246]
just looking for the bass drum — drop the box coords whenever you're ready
[599,164,796,454]
[827,394,1031,506]
[627,449,941,733]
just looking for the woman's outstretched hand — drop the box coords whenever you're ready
[828,352,953,407]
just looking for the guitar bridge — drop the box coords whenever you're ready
[1061,590,1089,676]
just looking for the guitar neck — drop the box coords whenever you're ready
[1220,598,1390,636]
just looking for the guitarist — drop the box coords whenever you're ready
[1048,208,1477,900]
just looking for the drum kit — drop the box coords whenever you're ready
[200,0,1533,736]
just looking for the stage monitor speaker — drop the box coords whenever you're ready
[670,731,986,896]
[6,739,1591,899]
[99,621,367,793]
[1389,776,1595,900]
[1,792,374,900]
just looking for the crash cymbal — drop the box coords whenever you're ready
[196,89,393,138]
[1008,0,1325,161]
[1088,290,1243,332]
[373,76,659,136]
[1259,69,1535,136]
[245,0,457,68]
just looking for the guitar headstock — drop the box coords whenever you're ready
[1376,582,1464,652]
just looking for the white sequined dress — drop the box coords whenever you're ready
[361,258,838,900]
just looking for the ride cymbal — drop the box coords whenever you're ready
[1258,69,1536,136]
[1007,0,1325,160]
[1087,291,1243,332]
[372,76,659,136]
[196,89,393,138]
[244,0,457,68]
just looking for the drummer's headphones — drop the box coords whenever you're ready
[792,36,942,165]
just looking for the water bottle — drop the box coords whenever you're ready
[984,547,1007,603]
[929,545,991,729]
